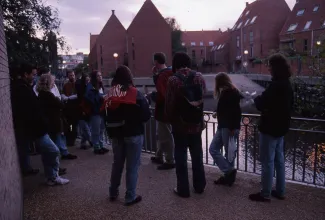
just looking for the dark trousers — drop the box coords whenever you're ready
[173,132,206,196]
[16,135,32,172]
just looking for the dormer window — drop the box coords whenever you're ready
[237,22,243,29]
[297,9,305,16]
[245,10,250,16]
[313,5,319,12]
[250,16,257,24]
[287,23,298,32]
[304,21,312,30]
[245,19,250,26]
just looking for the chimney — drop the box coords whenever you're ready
[219,28,221,32]
[246,2,249,7]
[112,10,115,15]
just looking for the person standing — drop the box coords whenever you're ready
[150,52,175,170]
[104,65,151,206]
[12,64,69,185]
[165,52,206,198]
[249,53,293,202]
[37,74,77,160]
[61,70,79,146]
[84,70,109,154]
[209,72,242,186]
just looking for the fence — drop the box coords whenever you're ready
[144,109,325,187]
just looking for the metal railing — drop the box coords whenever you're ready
[144,109,325,186]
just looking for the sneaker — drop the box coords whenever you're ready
[271,190,285,200]
[151,157,164,165]
[124,195,142,206]
[61,154,77,160]
[157,163,175,170]
[249,192,271,202]
[46,176,70,186]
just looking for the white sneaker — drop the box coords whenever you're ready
[46,176,70,186]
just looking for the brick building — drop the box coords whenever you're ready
[0,8,23,219]
[279,0,325,75]
[210,30,231,73]
[181,30,222,68]
[229,0,290,73]
[89,0,171,77]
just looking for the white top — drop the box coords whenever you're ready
[33,84,61,100]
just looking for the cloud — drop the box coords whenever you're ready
[48,0,296,54]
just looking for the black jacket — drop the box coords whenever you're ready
[105,90,151,138]
[11,79,48,139]
[254,79,294,137]
[216,88,242,130]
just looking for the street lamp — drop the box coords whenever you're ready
[244,50,249,55]
[113,53,118,69]
[316,40,321,46]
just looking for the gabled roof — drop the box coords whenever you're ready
[98,10,126,38]
[127,0,169,31]
[181,30,222,46]
[280,0,325,35]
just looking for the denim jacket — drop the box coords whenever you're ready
[84,84,105,115]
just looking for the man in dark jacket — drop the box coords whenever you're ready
[150,52,175,170]
[249,53,294,202]
[12,64,69,185]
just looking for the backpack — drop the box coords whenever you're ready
[174,71,204,125]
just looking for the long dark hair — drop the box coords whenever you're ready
[111,65,134,91]
[214,72,237,98]
[90,70,103,91]
[79,73,89,97]
[268,53,292,81]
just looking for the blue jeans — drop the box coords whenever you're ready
[51,133,69,156]
[209,128,239,174]
[260,133,285,198]
[173,133,206,196]
[16,135,32,172]
[90,115,105,149]
[109,135,143,203]
[79,120,91,144]
[35,134,60,179]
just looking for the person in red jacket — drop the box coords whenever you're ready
[150,52,175,170]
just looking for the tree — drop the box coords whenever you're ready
[1,0,68,77]
[74,63,89,76]
[165,17,186,55]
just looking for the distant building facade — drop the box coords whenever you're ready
[59,52,87,70]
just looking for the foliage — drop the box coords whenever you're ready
[165,17,186,56]
[74,63,89,76]
[1,0,68,76]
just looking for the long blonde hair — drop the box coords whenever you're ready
[214,72,237,98]
[36,73,55,93]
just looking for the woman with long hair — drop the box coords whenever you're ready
[104,65,151,206]
[249,53,293,202]
[209,72,242,186]
[37,74,77,160]
[76,73,92,149]
[84,70,108,154]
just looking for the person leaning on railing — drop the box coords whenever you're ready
[249,53,294,202]
[209,72,242,187]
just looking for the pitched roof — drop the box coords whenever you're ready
[181,30,222,46]
[280,0,325,35]
[98,10,126,38]
[212,31,231,51]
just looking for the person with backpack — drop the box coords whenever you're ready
[209,72,242,187]
[165,52,207,198]
[150,52,175,170]
[104,65,151,206]
[249,54,293,202]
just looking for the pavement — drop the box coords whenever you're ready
[23,146,325,220]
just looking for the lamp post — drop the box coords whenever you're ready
[113,53,118,69]
[243,50,249,73]
[316,41,321,74]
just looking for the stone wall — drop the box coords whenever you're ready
[0,8,23,220]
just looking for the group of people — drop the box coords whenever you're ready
[12,50,293,206]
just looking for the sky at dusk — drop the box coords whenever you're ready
[48,0,297,54]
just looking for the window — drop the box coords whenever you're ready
[313,5,319,12]
[304,39,308,51]
[192,50,196,58]
[297,9,305,16]
[200,42,204,46]
[132,49,135,60]
[304,21,312,30]
[245,10,250,16]
[250,45,254,57]
[287,24,298,32]
[218,45,222,50]
[245,19,250,26]
[191,42,196,46]
[249,31,254,44]
[237,22,243,29]
[221,44,225,49]
[100,45,103,54]
[200,49,203,55]
[250,16,257,24]
[100,57,103,66]
[236,36,240,48]
[209,41,214,46]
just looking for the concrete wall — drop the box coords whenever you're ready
[0,8,23,220]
